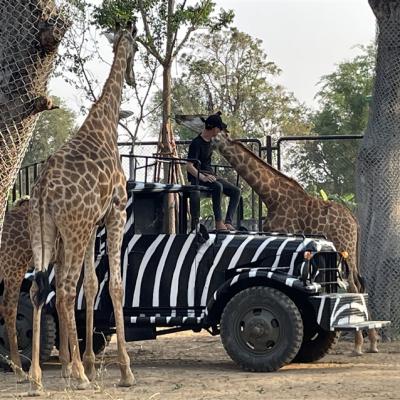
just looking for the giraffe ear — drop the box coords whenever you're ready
[115,21,121,32]
[127,19,137,37]
[104,31,115,44]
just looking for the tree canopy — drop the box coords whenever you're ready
[160,28,311,141]
[285,44,376,202]
[23,97,77,166]
[92,0,233,155]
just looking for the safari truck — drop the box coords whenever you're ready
[0,155,390,372]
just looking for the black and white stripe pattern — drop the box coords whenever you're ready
[30,184,337,327]
[71,185,336,325]
[310,293,376,331]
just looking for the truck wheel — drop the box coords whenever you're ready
[220,286,303,372]
[293,328,339,363]
[0,293,56,369]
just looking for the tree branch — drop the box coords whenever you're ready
[137,0,163,63]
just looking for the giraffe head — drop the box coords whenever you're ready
[107,20,138,86]
[212,129,232,152]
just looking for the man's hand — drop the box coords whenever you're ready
[199,173,217,183]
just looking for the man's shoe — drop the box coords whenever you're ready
[225,223,236,231]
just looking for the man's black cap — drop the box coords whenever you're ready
[203,111,228,131]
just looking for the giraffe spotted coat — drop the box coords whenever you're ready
[0,199,31,380]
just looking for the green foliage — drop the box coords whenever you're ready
[286,44,376,198]
[92,1,234,63]
[23,97,77,166]
[92,0,234,150]
[169,28,311,140]
[93,0,137,29]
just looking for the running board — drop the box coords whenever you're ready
[333,320,391,332]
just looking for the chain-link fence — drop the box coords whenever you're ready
[11,136,363,229]
[0,0,70,241]
[356,3,400,339]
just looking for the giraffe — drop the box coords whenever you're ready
[28,22,137,391]
[210,130,378,356]
[0,199,31,381]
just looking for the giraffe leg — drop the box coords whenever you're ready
[62,247,91,390]
[106,208,135,387]
[56,287,72,378]
[54,243,73,378]
[65,286,90,389]
[347,274,364,356]
[82,230,98,382]
[29,208,57,392]
[367,328,379,353]
[3,279,27,382]
[29,281,44,392]
[353,331,363,356]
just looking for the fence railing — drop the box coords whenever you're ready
[10,134,363,209]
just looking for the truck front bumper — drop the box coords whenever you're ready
[309,293,391,332]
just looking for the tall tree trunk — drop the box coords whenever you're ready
[160,63,179,232]
[160,62,174,156]
[0,0,69,246]
[356,0,400,338]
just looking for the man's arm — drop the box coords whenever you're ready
[186,161,216,183]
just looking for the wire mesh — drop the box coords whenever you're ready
[0,0,70,243]
[356,3,400,339]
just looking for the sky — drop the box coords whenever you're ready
[213,0,376,107]
[49,0,377,132]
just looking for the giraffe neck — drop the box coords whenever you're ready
[84,37,129,143]
[219,139,309,209]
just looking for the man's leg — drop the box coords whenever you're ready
[218,178,241,227]
[202,180,226,230]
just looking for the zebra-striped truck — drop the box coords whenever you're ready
[3,181,390,372]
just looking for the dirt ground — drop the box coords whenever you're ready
[0,331,399,400]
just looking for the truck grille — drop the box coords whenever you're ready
[311,252,339,293]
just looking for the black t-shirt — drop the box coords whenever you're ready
[187,135,214,181]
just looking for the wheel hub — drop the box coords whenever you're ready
[248,318,269,338]
[238,307,280,353]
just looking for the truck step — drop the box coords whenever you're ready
[333,320,391,331]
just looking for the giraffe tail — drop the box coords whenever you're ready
[32,270,51,307]
[30,169,54,307]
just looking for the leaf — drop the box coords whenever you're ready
[319,189,329,201]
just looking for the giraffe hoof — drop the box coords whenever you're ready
[16,374,29,384]
[351,349,363,357]
[27,388,43,396]
[367,347,379,354]
[77,379,91,390]
[118,374,136,387]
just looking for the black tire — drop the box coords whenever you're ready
[220,286,303,372]
[0,293,56,369]
[293,327,339,363]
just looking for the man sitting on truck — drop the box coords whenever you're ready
[186,112,240,232]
